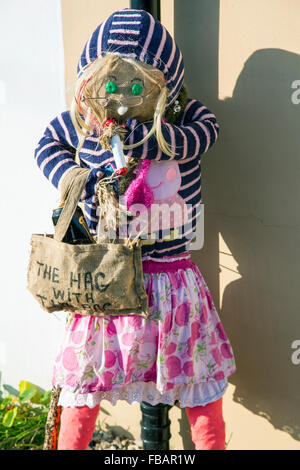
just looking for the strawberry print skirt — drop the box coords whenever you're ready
[54,253,236,408]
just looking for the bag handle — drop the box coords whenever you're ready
[54,168,91,242]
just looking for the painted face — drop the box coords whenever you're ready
[83,57,164,125]
[145,161,181,200]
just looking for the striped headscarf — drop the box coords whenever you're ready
[77,8,184,108]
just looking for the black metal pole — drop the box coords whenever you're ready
[129,0,172,452]
[140,402,172,450]
[130,0,161,21]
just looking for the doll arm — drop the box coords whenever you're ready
[124,99,219,161]
[34,111,105,201]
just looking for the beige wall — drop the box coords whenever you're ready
[175,0,300,450]
[61,0,300,449]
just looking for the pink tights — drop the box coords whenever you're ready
[185,397,226,450]
[57,397,225,450]
[57,404,100,450]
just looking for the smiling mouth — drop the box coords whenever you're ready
[151,182,163,189]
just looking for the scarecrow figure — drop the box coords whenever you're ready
[36,8,236,450]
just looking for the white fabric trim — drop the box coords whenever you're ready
[141,253,191,263]
[58,380,228,409]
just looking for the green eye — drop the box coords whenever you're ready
[105,81,118,93]
[131,83,143,96]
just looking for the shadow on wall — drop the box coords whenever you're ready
[215,48,300,442]
[175,0,300,447]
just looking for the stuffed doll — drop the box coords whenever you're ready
[35,8,236,450]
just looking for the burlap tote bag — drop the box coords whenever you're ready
[27,168,149,317]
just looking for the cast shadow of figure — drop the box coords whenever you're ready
[207,48,300,442]
[173,0,300,448]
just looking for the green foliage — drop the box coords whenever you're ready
[0,376,51,450]
[2,407,17,427]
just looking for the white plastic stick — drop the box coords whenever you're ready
[111,134,127,171]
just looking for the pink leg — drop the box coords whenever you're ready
[185,397,226,450]
[57,404,100,450]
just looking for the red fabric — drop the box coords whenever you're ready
[57,404,100,450]
[185,397,226,450]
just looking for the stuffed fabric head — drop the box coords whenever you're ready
[77,8,184,109]
[80,54,165,125]
[70,8,186,210]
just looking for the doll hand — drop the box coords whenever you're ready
[80,167,105,202]
[80,163,119,202]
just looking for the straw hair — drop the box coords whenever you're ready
[70,55,177,160]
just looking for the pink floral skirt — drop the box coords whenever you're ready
[54,254,236,408]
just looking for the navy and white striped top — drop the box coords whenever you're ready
[34,99,219,259]
[34,8,219,260]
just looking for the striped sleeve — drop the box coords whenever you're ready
[34,111,80,191]
[123,99,219,161]
[34,111,105,201]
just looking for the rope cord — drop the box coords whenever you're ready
[96,171,159,248]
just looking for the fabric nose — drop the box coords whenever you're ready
[117,105,128,115]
